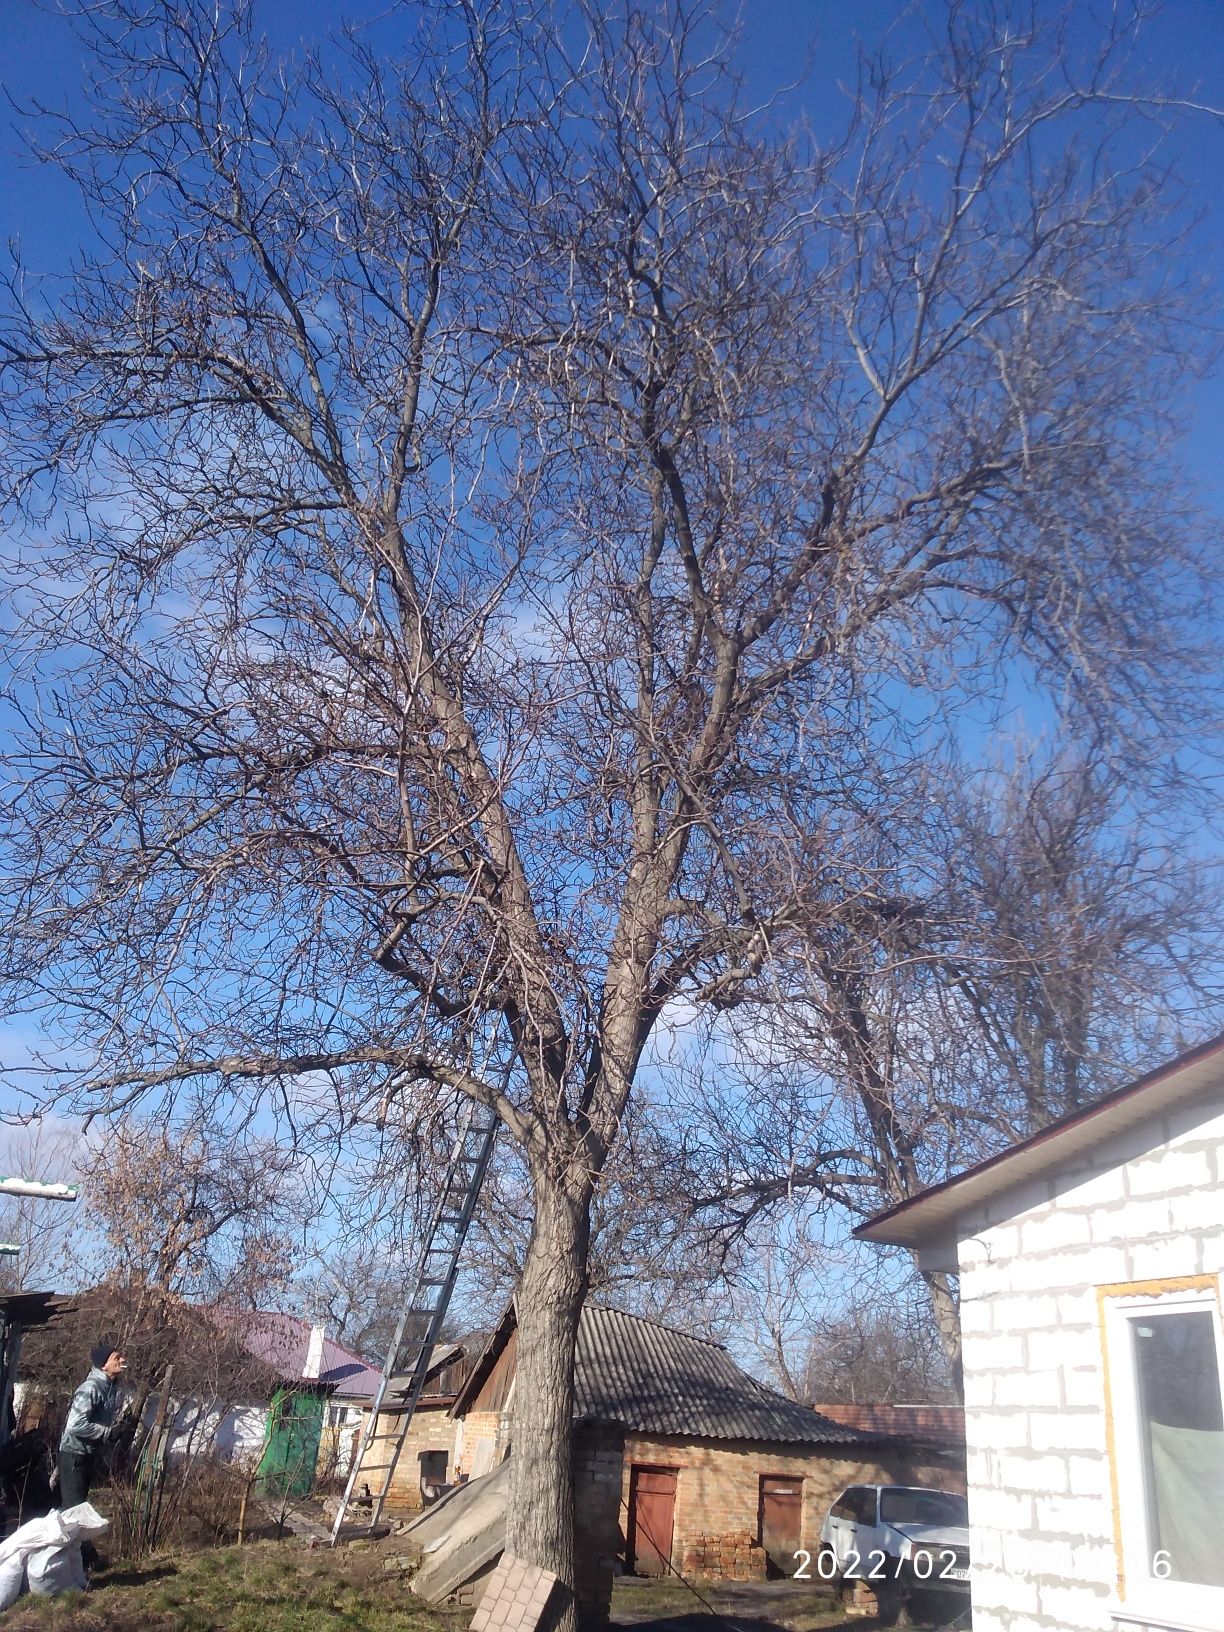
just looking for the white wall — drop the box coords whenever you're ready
[955,1087,1224,1632]
[154,1396,268,1464]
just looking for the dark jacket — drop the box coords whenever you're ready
[60,1366,119,1457]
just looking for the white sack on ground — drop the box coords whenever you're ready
[27,1543,88,1595]
[0,1510,70,1565]
[58,1503,109,1541]
[0,1554,24,1611]
[0,1503,109,1602]
[0,1512,71,1610]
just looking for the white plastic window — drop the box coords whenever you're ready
[1104,1285,1224,1631]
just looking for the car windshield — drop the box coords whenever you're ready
[879,1489,968,1527]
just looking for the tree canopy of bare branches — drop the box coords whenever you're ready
[1,0,1219,1609]
[671,743,1224,1368]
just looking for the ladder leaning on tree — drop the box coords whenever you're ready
[329,1102,498,1542]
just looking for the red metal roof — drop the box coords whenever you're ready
[235,1310,380,1399]
[809,1402,965,1449]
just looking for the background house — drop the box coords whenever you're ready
[150,1309,380,1496]
[228,1311,380,1494]
[14,1292,381,1501]
[449,1300,965,1607]
[859,1030,1224,1632]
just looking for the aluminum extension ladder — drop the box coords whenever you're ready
[329,1102,498,1541]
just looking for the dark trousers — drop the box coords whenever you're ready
[58,1447,94,1509]
[58,1448,100,1566]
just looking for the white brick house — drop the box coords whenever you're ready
[858,1034,1224,1632]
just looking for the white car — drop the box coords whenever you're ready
[819,1483,970,1611]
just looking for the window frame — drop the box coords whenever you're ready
[1101,1277,1224,1632]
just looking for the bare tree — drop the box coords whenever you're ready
[794,1290,957,1408]
[0,0,1219,1611]
[79,1116,306,1307]
[677,744,1224,1372]
[461,1120,738,1331]
[940,744,1223,1130]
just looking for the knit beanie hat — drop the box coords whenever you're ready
[90,1341,118,1369]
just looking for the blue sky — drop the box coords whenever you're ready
[1,0,1222,1363]
[3,0,1221,481]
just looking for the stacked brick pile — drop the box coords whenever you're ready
[841,1578,881,1619]
[470,1555,558,1632]
[680,1531,767,1581]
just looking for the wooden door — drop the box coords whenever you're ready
[758,1475,803,1576]
[257,1388,325,1499]
[628,1466,677,1577]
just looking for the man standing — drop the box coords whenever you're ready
[59,1341,126,1512]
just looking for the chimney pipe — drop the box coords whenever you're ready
[303,1323,326,1380]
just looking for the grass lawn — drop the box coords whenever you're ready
[0,1541,470,1632]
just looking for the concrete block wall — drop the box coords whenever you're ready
[619,1434,963,1573]
[955,1088,1224,1632]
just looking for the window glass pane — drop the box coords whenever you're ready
[880,1488,967,1527]
[1131,1309,1224,1587]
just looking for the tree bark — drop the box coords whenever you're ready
[507,1160,592,1632]
[922,1269,963,1401]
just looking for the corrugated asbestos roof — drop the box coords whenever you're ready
[570,1304,870,1445]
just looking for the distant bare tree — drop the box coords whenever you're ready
[940,745,1223,1130]
[796,1293,957,1408]
[678,746,1223,1370]
[0,0,1219,1611]
[80,1117,305,1308]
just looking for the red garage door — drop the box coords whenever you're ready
[759,1475,803,1576]
[628,1466,678,1577]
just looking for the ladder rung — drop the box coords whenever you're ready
[329,1105,497,1546]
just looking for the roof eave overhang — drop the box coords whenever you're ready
[856,1032,1224,1251]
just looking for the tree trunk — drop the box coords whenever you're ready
[507,1161,592,1632]
[921,1268,963,1401]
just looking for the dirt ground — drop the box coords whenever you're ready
[611,1574,853,1631]
[0,1538,969,1632]
[609,1575,971,1632]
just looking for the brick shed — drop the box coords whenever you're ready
[858,1029,1224,1632]
[346,1344,470,1512]
[452,1301,964,1603]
